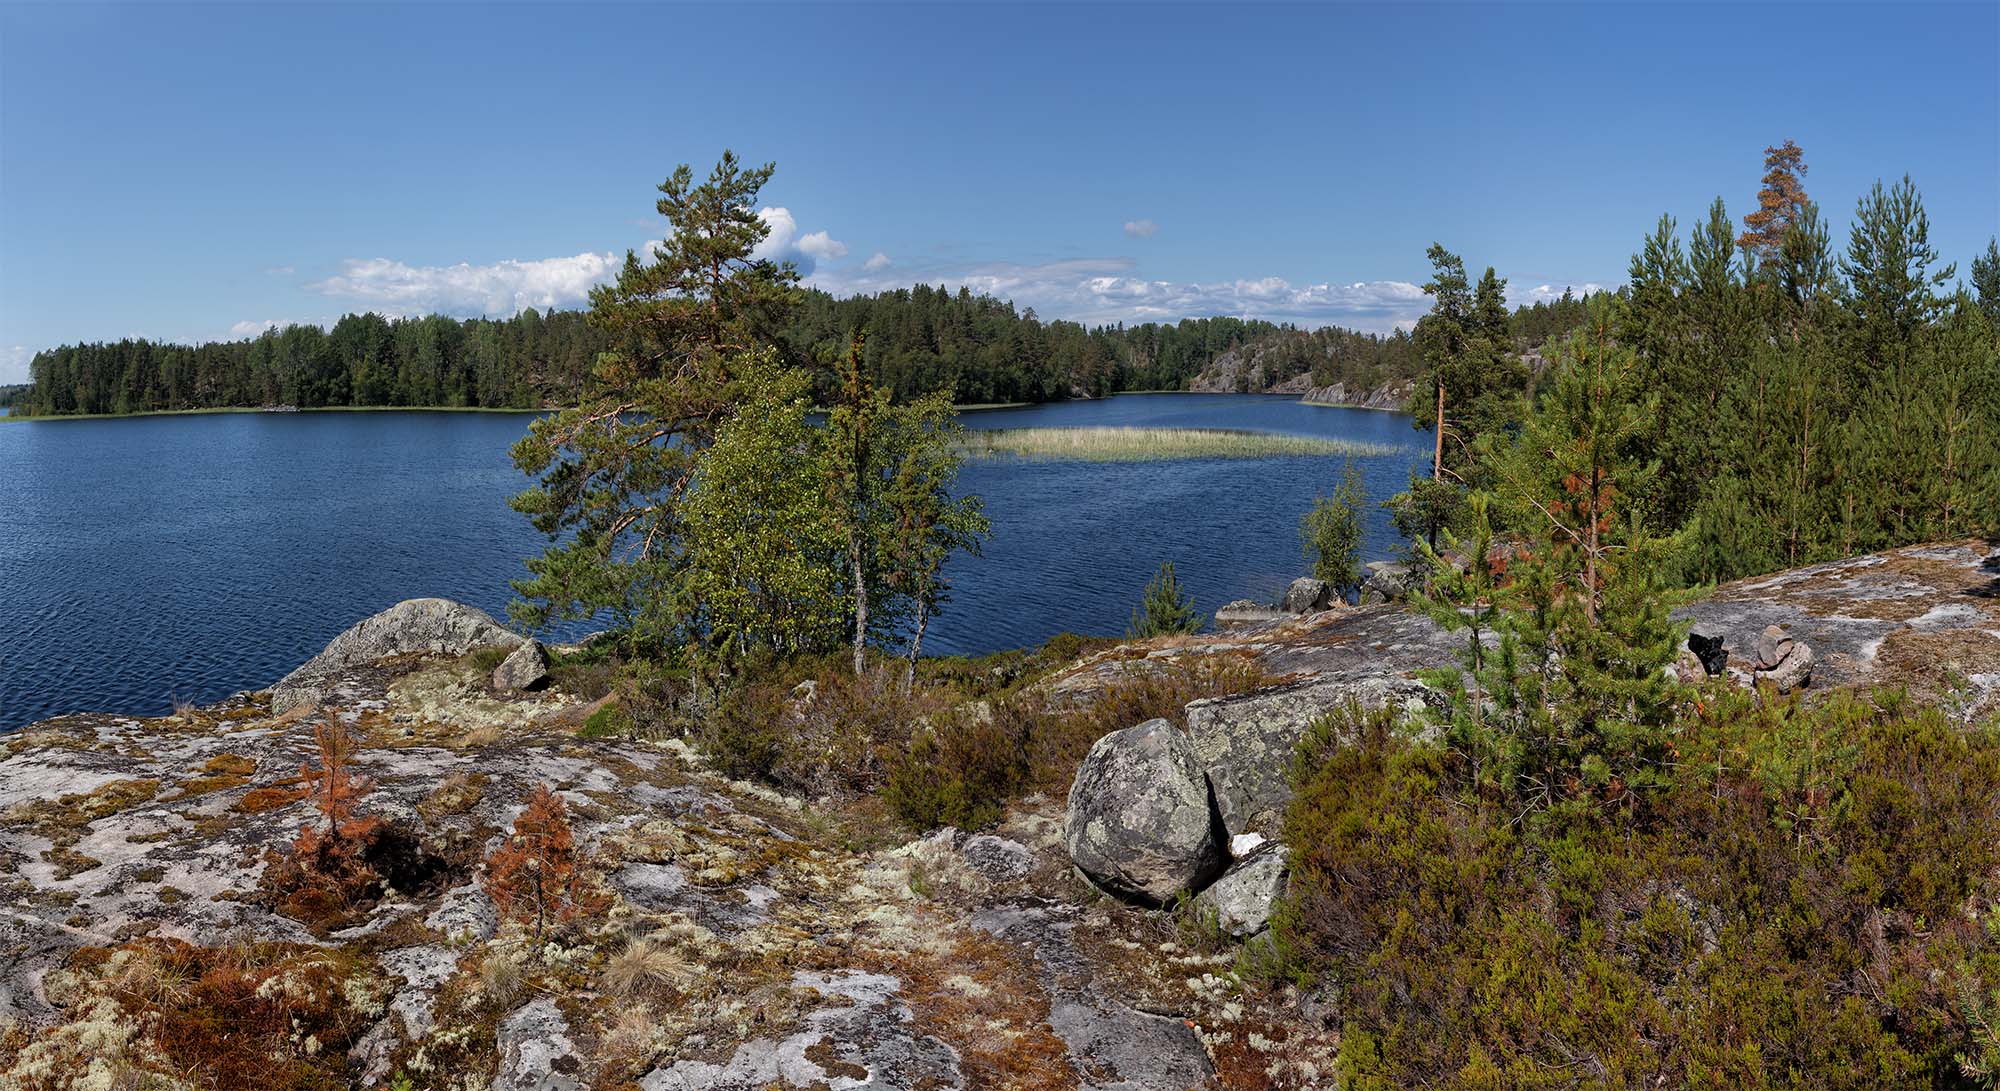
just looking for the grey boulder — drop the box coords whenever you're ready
[1193,846,1288,938]
[1064,718,1224,905]
[492,638,552,693]
[1360,561,1414,605]
[271,598,523,713]
[1280,577,1335,614]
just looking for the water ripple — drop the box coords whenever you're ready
[0,397,1422,729]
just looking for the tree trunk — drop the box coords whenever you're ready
[904,595,930,695]
[1433,382,1446,479]
[850,529,867,677]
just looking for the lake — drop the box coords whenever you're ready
[0,395,1424,729]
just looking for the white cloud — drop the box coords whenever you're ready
[310,250,624,317]
[749,206,846,276]
[2,345,29,385]
[810,255,1432,332]
[1513,282,1612,306]
[796,230,848,262]
[1123,219,1159,238]
[862,252,892,273]
[306,206,850,318]
[264,265,295,276]
[229,319,303,337]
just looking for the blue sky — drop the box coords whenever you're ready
[2,1,1996,382]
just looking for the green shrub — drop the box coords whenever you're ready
[882,706,1028,831]
[577,704,630,739]
[1271,692,2000,1089]
[695,682,790,782]
[1128,560,1201,638]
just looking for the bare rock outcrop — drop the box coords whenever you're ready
[272,597,522,713]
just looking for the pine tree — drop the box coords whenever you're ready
[1738,139,1810,267]
[1422,317,1689,812]
[1970,238,2000,328]
[509,153,802,646]
[1129,561,1200,638]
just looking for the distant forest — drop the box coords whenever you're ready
[9,283,1591,418]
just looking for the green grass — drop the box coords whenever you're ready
[954,426,1402,462]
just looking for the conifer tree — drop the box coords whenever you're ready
[1975,239,2000,328]
[1129,561,1200,638]
[509,153,801,645]
[1301,460,1367,597]
[1423,305,1689,811]
[1738,139,1810,267]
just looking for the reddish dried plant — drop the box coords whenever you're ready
[292,716,385,884]
[483,783,605,940]
[263,715,388,930]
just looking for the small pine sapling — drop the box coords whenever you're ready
[483,783,606,941]
[264,715,388,929]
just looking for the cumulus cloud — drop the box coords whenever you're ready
[796,231,848,262]
[229,319,301,337]
[1123,219,1159,238]
[810,255,1432,332]
[307,205,848,317]
[310,250,624,317]
[1514,281,1612,306]
[749,207,847,276]
[862,252,892,273]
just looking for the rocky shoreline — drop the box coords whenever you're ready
[2,540,1996,1089]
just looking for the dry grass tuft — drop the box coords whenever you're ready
[957,426,1401,462]
[602,937,693,1002]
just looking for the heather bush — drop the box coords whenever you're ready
[1272,692,2000,1089]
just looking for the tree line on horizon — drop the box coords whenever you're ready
[12,274,1581,419]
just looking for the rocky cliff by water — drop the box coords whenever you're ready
[1185,342,1414,410]
[2,541,1997,1089]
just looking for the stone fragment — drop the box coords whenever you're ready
[492,639,551,693]
[961,833,1032,882]
[1193,847,1288,938]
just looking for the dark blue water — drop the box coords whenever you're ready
[0,396,1423,729]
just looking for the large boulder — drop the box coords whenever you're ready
[271,598,523,713]
[1064,719,1224,905]
[1192,846,1288,938]
[1360,561,1414,605]
[1185,674,1438,839]
[1280,577,1335,614]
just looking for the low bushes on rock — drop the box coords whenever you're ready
[1270,691,2000,1089]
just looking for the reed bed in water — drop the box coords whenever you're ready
[955,426,1401,462]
